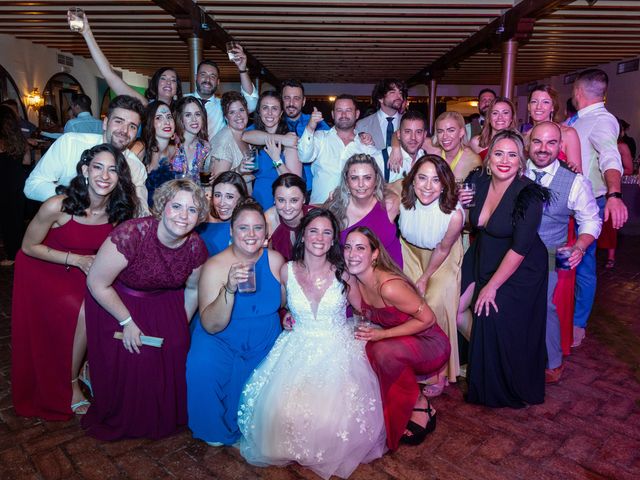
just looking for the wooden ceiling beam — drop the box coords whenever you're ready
[150,0,279,85]
[407,0,575,85]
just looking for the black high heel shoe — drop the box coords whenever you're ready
[400,399,436,446]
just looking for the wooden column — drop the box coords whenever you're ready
[428,78,438,135]
[501,39,518,100]
[188,36,203,92]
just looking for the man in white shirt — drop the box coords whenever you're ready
[569,68,627,346]
[526,121,601,382]
[298,94,377,204]
[355,79,408,151]
[25,95,148,211]
[185,49,258,141]
[374,110,426,183]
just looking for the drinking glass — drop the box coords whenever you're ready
[226,41,240,61]
[68,7,84,32]
[460,182,476,208]
[555,245,572,270]
[237,262,256,293]
[241,146,257,172]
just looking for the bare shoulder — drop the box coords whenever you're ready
[267,248,286,280]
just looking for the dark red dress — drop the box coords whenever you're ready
[362,279,450,451]
[82,217,207,440]
[270,205,313,261]
[11,218,113,420]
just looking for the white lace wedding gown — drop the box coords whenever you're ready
[238,262,387,479]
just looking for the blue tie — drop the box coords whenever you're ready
[567,113,579,126]
[533,169,546,185]
[385,116,394,147]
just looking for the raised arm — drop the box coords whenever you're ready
[73,13,147,106]
[229,44,258,112]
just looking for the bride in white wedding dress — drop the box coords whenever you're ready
[238,208,387,479]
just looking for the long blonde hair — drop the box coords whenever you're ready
[325,154,385,230]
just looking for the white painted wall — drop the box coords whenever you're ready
[515,55,640,143]
[0,34,150,124]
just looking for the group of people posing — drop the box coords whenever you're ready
[8,13,629,479]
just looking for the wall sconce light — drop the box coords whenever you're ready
[328,96,336,102]
[25,88,44,109]
[470,100,479,108]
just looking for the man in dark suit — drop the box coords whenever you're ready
[355,79,408,150]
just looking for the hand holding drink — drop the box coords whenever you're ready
[67,7,85,32]
[239,147,257,173]
[458,182,476,208]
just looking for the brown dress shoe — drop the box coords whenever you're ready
[545,364,564,384]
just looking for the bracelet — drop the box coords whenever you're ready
[605,192,622,200]
[272,160,283,169]
[119,316,132,327]
[64,251,71,271]
[575,246,586,255]
[238,69,248,73]
[224,283,237,295]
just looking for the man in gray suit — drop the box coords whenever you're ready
[355,79,408,151]
[526,122,601,383]
[465,88,496,140]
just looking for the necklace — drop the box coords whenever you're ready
[313,276,328,290]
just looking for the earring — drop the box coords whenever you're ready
[485,166,492,176]
[371,258,378,268]
[84,176,89,185]
[173,94,178,101]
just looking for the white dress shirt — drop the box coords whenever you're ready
[373,147,425,183]
[572,102,623,197]
[24,133,148,212]
[186,84,258,142]
[525,159,602,239]
[298,127,378,204]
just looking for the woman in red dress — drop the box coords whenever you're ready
[11,144,138,419]
[344,227,450,450]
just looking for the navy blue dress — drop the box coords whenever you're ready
[186,249,282,444]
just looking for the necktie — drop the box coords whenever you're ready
[532,169,546,185]
[201,98,208,107]
[385,116,394,148]
[567,113,578,126]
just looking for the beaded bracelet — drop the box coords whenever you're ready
[64,251,71,272]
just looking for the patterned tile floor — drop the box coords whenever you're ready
[0,236,638,479]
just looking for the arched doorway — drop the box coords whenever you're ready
[43,72,84,128]
[0,64,28,120]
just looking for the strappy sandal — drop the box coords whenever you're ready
[400,400,437,446]
[78,361,93,396]
[70,399,90,415]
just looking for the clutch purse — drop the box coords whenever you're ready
[113,332,164,348]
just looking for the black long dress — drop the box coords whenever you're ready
[462,171,549,408]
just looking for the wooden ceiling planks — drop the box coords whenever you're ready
[0,0,638,85]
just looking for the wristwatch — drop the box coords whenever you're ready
[605,192,623,199]
[272,159,284,169]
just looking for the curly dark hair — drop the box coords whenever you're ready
[221,91,248,118]
[56,144,138,224]
[371,78,408,109]
[0,105,27,157]
[291,208,347,293]
[253,90,289,135]
[141,101,173,166]
[145,67,183,104]
[401,154,458,214]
